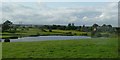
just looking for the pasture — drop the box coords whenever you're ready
[1,28,90,39]
[0,42,2,59]
[2,38,118,58]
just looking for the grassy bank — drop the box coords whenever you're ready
[2,38,118,58]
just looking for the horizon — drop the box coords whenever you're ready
[0,20,118,27]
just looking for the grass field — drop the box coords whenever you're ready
[1,29,90,39]
[0,42,2,59]
[2,38,118,58]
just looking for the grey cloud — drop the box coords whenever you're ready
[1,2,118,27]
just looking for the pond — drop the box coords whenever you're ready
[1,36,91,42]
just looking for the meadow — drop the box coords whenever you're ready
[1,21,119,58]
[1,28,90,39]
[0,42,2,59]
[2,38,118,58]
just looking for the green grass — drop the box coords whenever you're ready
[2,38,118,58]
[23,29,89,36]
[1,29,90,39]
[0,42,2,59]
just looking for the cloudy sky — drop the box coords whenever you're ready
[1,2,118,27]
[1,0,119,2]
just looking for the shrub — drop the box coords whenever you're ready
[91,32,102,38]
[36,33,40,36]
[49,29,52,32]
[41,29,47,32]
[73,33,77,35]
[8,30,16,33]
[65,32,73,36]
[101,33,109,37]
[4,39,10,42]
[81,33,88,36]
[95,33,102,37]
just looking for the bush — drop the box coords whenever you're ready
[91,32,102,38]
[101,33,109,37]
[8,30,16,33]
[73,33,77,35]
[95,33,102,37]
[65,32,73,36]
[49,29,52,32]
[4,39,10,42]
[81,33,88,36]
[41,29,47,32]
[36,33,40,36]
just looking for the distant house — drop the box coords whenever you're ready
[93,28,97,31]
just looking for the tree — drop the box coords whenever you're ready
[71,23,74,27]
[107,25,112,28]
[48,26,52,32]
[92,23,99,28]
[101,24,110,32]
[102,24,106,27]
[81,25,86,32]
[66,23,72,30]
[106,25,114,33]
[68,23,71,27]
[71,23,75,30]
[91,24,100,37]
[77,26,81,31]
[52,24,57,29]
[2,20,13,32]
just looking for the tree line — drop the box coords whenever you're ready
[1,20,118,34]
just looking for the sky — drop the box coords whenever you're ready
[1,0,119,2]
[0,0,119,27]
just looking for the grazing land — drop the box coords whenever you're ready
[1,20,119,58]
[0,42,2,59]
[1,20,118,39]
[2,38,118,58]
[1,28,90,39]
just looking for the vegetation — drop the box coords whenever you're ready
[1,20,119,39]
[2,38,118,58]
[1,28,90,39]
[0,42,1,59]
[2,20,14,32]
[1,20,119,59]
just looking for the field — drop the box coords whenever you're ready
[1,28,90,39]
[0,42,2,59]
[2,38,118,58]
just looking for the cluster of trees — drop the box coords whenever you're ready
[1,20,117,34]
[92,24,115,33]
[36,23,91,32]
[2,20,15,32]
[39,23,115,33]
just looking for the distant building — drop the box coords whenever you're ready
[93,28,97,31]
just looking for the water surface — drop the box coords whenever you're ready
[2,36,91,42]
